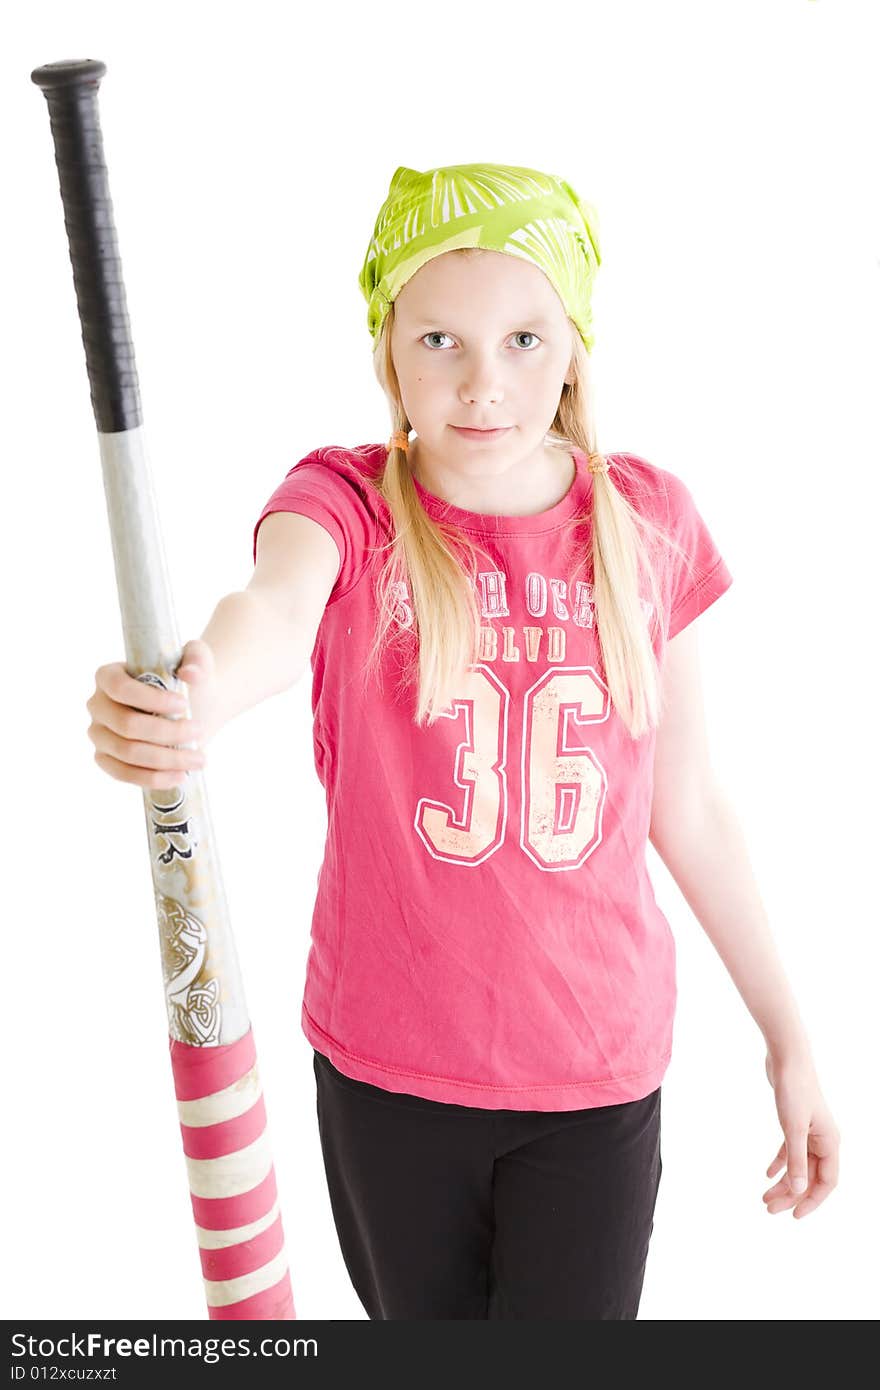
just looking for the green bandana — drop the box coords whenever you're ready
[358,162,602,353]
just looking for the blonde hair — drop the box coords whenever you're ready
[361,248,690,740]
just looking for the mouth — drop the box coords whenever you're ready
[450,425,513,439]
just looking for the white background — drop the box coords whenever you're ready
[3,0,877,1322]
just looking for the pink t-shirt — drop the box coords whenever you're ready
[252,442,733,1110]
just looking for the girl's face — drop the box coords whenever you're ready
[390,249,576,476]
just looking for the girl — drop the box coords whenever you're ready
[86,162,840,1320]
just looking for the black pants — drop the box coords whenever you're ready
[313,1048,663,1320]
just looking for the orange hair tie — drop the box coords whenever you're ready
[587,451,610,475]
[387,430,410,454]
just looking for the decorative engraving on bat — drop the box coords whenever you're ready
[150,788,195,865]
[157,892,222,1045]
[135,674,222,1046]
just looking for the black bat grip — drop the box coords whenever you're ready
[31,59,142,433]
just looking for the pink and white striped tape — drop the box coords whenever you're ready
[169,1029,296,1319]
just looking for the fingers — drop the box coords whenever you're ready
[766,1141,786,1178]
[88,689,202,749]
[764,1177,826,1218]
[91,723,205,773]
[763,1129,841,1218]
[783,1124,810,1196]
[763,1155,815,1214]
[93,748,202,790]
[94,662,187,716]
[176,638,214,684]
[88,653,215,789]
[798,1128,841,1212]
[788,1189,823,1219]
[763,1178,801,1209]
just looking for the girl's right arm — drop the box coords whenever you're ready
[86,510,342,789]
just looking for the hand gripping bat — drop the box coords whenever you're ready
[31,57,296,1321]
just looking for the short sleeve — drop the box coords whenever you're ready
[252,452,379,604]
[662,471,734,640]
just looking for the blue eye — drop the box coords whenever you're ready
[420,331,541,350]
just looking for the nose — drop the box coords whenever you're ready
[458,355,504,406]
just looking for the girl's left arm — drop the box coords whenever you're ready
[648,623,840,1218]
